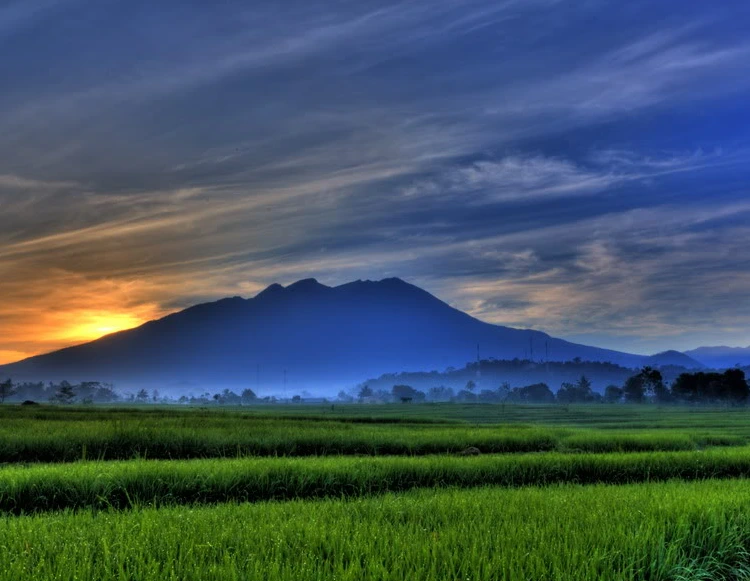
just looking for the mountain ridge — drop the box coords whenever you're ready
[0,278,703,394]
[683,345,750,369]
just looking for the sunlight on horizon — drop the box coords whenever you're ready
[0,311,152,366]
[56,311,146,343]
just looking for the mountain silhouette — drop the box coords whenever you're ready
[645,350,703,369]
[683,346,750,369]
[0,278,690,394]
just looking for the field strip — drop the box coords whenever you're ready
[0,420,744,463]
[2,479,750,580]
[2,447,750,513]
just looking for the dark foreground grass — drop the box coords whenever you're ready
[0,405,745,462]
[3,479,750,580]
[4,447,750,513]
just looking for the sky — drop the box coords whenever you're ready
[1,0,750,364]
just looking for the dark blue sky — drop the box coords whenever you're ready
[1,0,749,361]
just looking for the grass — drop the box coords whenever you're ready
[0,404,745,462]
[3,403,750,578]
[3,479,750,580]
[3,447,750,513]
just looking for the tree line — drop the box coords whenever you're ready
[2,367,747,406]
[0,380,119,404]
[351,367,750,405]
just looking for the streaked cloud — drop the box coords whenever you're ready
[1,0,749,363]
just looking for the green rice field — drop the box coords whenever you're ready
[4,403,750,579]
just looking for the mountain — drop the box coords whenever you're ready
[0,277,672,395]
[683,346,750,369]
[645,350,704,369]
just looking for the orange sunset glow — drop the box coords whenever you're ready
[0,273,170,365]
[53,311,147,343]
[0,309,154,365]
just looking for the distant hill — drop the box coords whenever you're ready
[0,277,675,395]
[684,346,750,369]
[646,350,704,370]
[361,357,696,396]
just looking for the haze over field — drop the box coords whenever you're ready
[1,0,750,367]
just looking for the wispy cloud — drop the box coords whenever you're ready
[1,0,750,361]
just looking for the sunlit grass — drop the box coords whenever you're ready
[2,447,750,513]
[0,405,745,463]
[4,480,750,580]
[1,403,750,578]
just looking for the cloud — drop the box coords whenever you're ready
[402,149,732,205]
[486,29,750,122]
[404,156,618,203]
[1,0,750,361]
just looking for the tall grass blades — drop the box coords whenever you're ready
[0,405,744,462]
[3,480,750,580]
[3,447,750,513]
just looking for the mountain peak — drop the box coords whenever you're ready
[255,283,284,300]
[287,278,327,291]
[647,350,703,369]
[284,278,331,296]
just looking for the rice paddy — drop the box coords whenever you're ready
[3,403,750,579]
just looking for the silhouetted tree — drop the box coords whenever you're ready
[0,379,15,404]
[556,375,596,403]
[358,385,373,400]
[53,382,76,404]
[135,389,149,403]
[241,388,257,404]
[213,389,241,405]
[672,369,749,404]
[506,383,555,403]
[337,390,353,402]
[455,389,477,402]
[391,384,425,402]
[465,380,477,392]
[427,385,455,402]
[623,375,644,403]
[723,368,749,403]
[604,385,624,403]
[623,367,667,403]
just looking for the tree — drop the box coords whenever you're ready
[672,369,749,404]
[720,369,749,404]
[53,382,76,404]
[427,385,455,402]
[506,383,555,403]
[135,389,149,403]
[465,380,477,392]
[643,367,668,402]
[455,389,477,402]
[623,374,645,403]
[337,390,353,402]
[241,388,257,404]
[0,379,15,404]
[623,367,666,403]
[604,385,624,403]
[577,375,592,392]
[213,389,241,405]
[556,375,595,403]
[391,384,425,403]
[358,385,373,400]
